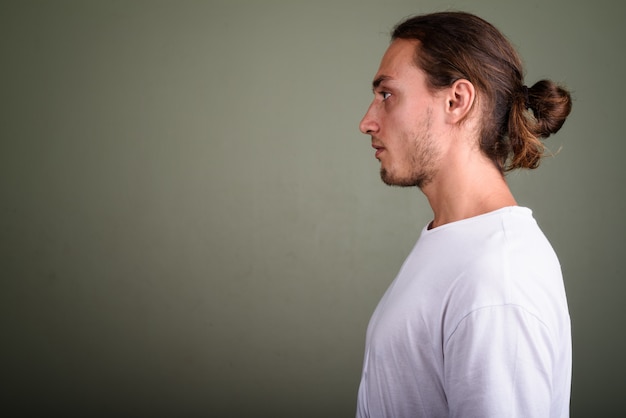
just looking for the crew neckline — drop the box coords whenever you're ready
[423,206,532,234]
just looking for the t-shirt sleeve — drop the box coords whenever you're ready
[444,304,555,418]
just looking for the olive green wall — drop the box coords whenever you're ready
[2,0,624,416]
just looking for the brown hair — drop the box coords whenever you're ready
[392,11,572,171]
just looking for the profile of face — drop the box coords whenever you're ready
[359,39,443,188]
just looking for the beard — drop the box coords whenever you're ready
[380,109,440,189]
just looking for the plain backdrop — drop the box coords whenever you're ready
[1,0,624,416]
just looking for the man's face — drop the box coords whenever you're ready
[359,39,443,188]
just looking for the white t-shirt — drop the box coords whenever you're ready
[356,207,571,418]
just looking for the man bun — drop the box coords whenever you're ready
[508,80,572,170]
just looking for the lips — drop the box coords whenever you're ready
[372,144,385,159]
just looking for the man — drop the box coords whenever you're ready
[356,12,572,418]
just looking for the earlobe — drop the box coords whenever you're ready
[445,79,475,124]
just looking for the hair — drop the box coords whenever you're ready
[392,11,572,171]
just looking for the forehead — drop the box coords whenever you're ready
[374,39,421,82]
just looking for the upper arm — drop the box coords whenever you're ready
[444,305,554,418]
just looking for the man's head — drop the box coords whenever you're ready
[361,11,572,181]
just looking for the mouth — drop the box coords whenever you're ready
[372,144,385,160]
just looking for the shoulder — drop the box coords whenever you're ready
[438,207,567,338]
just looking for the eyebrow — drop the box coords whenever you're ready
[372,75,391,90]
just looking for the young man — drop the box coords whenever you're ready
[356,12,572,418]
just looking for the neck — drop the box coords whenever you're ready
[422,152,517,229]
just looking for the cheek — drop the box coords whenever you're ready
[387,105,415,128]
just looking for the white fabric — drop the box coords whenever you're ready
[356,207,571,418]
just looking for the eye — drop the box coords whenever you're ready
[380,91,392,101]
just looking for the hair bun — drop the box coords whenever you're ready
[528,80,572,138]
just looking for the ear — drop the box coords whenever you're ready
[443,79,475,125]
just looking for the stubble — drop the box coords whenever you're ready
[380,108,441,189]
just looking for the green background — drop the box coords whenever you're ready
[2,0,624,416]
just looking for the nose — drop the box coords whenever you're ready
[359,104,379,135]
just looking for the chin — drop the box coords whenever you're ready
[380,168,428,188]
